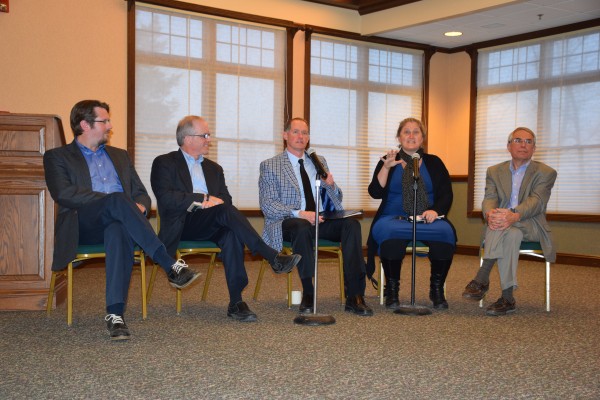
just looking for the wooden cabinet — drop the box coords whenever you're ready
[0,113,65,310]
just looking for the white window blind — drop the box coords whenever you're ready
[134,5,286,209]
[473,27,600,215]
[309,35,423,210]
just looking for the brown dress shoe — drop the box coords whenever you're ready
[485,297,516,316]
[462,280,489,300]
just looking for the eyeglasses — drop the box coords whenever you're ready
[509,138,534,145]
[189,133,211,139]
[93,119,111,124]
[288,130,310,136]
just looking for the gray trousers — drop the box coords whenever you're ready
[483,223,540,290]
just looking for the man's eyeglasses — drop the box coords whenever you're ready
[189,133,211,139]
[288,130,309,136]
[509,138,534,145]
[94,119,111,124]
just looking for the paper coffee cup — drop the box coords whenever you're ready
[291,290,302,305]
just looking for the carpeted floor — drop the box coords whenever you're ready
[1,255,599,399]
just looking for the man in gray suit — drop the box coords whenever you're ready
[462,127,557,316]
[259,118,373,316]
[44,100,200,340]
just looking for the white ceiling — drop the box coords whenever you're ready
[376,0,600,48]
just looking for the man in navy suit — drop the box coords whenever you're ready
[259,118,373,316]
[150,116,301,322]
[44,100,201,340]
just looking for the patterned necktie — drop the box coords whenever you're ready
[298,159,316,211]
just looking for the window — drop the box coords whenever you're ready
[134,5,287,208]
[472,27,600,216]
[309,35,424,210]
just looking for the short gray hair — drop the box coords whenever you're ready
[176,115,204,146]
[508,127,537,145]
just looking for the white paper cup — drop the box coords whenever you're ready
[291,290,302,305]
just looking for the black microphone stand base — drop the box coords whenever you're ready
[394,304,432,316]
[293,313,336,326]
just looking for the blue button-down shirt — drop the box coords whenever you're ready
[181,149,208,194]
[76,140,123,194]
[509,160,531,209]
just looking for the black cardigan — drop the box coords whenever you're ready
[365,153,457,283]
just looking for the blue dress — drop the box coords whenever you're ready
[372,163,455,247]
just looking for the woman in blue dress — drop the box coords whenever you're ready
[367,118,456,309]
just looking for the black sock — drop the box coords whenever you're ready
[301,277,314,294]
[107,302,125,316]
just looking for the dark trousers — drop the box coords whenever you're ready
[282,217,366,297]
[181,204,277,303]
[78,193,167,309]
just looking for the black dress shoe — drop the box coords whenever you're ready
[270,253,301,274]
[299,293,314,314]
[105,314,131,341]
[345,295,373,316]
[227,301,257,322]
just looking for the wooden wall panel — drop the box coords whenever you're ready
[0,114,64,311]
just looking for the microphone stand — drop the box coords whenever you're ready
[395,166,432,316]
[294,174,336,326]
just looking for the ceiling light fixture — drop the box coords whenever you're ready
[444,31,463,37]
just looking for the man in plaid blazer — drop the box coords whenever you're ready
[259,118,373,316]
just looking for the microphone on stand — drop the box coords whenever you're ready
[411,153,421,180]
[306,148,328,179]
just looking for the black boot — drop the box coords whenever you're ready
[381,258,401,309]
[384,278,399,309]
[429,259,452,309]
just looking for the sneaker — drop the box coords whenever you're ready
[485,297,516,316]
[462,279,490,300]
[227,301,257,322]
[270,253,301,274]
[167,259,201,289]
[105,314,131,341]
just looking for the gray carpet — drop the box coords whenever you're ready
[1,255,599,399]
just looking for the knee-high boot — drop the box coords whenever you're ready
[430,259,452,309]
[381,258,401,309]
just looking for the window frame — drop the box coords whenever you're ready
[303,25,433,215]
[466,19,600,223]
[127,0,297,215]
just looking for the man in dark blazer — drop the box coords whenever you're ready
[463,127,557,316]
[44,100,201,340]
[150,115,300,323]
[259,118,373,316]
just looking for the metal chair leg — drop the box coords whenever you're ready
[253,260,268,300]
[201,253,218,301]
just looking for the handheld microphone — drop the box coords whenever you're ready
[411,153,421,180]
[306,148,328,179]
